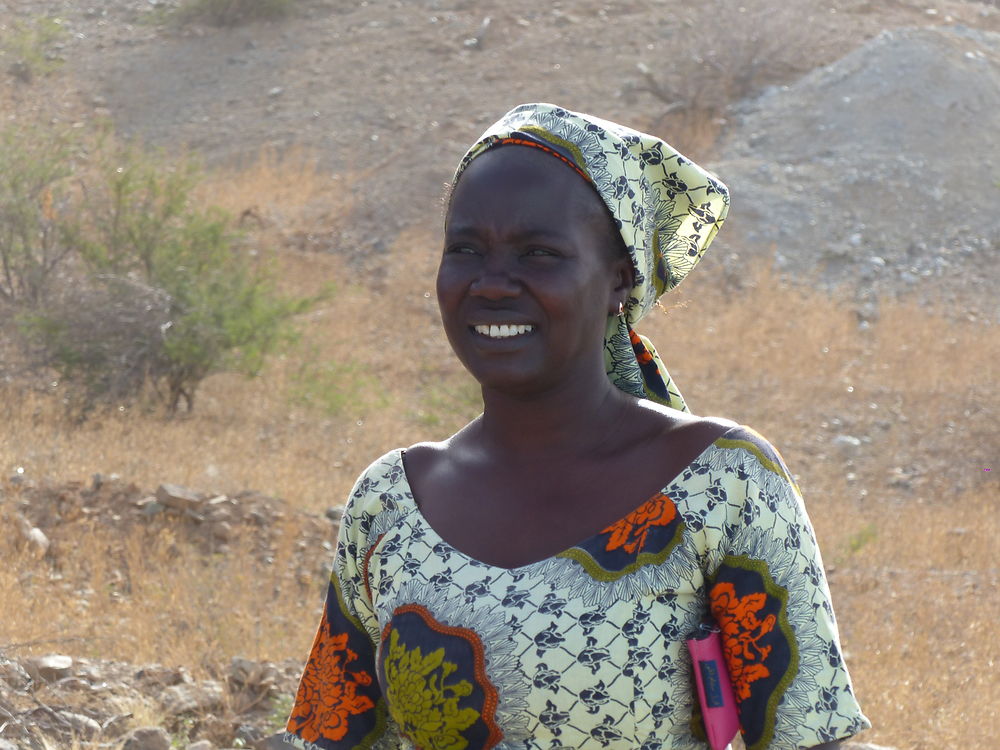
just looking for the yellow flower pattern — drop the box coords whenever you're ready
[383,628,480,750]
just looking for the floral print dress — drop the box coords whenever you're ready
[284,425,870,750]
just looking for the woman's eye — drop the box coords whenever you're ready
[445,245,478,256]
[524,247,558,258]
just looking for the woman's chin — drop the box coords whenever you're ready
[462,365,557,400]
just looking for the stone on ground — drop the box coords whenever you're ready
[122,726,171,750]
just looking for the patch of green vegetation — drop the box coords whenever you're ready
[289,356,387,418]
[266,692,295,733]
[0,16,66,82]
[0,124,76,304]
[169,716,197,748]
[846,522,878,556]
[3,123,321,414]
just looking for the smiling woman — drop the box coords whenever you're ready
[284,104,871,750]
[436,144,632,399]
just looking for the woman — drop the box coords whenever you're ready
[284,104,870,750]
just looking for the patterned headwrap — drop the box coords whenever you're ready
[453,103,730,412]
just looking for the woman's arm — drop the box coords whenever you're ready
[284,457,400,749]
[708,426,870,749]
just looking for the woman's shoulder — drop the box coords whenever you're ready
[352,428,481,514]
[634,400,737,451]
[642,400,778,444]
[400,438,451,471]
[400,417,483,488]
[339,448,410,518]
[691,420,801,493]
[635,402,792,473]
[706,421,792,469]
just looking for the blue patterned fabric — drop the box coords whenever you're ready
[286,426,871,749]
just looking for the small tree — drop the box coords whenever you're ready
[147,206,312,412]
[15,136,317,413]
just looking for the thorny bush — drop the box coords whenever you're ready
[2,124,318,414]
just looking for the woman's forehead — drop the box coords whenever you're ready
[448,145,608,226]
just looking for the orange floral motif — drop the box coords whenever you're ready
[629,329,655,366]
[709,582,777,701]
[602,493,677,555]
[288,609,375,744]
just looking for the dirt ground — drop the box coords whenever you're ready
[2,0,999,748]
[5,0,1000,276]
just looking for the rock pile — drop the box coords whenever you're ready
[1,473,340,748]
[0,652,301,749]
[714,25,1000,319]
[8,472,330,560]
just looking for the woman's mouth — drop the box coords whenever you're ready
[472,324,535,339]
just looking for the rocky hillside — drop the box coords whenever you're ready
[714,25,1000,319]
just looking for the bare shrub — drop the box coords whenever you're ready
[17,275,172,410]
[629,0,854,152]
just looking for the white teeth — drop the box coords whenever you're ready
[474,324,534,338]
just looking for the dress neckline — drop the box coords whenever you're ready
[394,429,734,572]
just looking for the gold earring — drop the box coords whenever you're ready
[617,302,625,318]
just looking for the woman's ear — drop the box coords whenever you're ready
[608,257,633,315]
[612,256,633,294]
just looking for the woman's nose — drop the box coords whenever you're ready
[469,257,520,300]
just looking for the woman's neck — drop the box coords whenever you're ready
[474,375,639,464]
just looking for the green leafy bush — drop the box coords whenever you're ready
[5,128,320,413]
[172,0,295,27]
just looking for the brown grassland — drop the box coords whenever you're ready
[1,126,998,748]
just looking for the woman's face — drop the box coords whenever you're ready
[437,146,632,398]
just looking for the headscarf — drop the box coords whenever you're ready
[453,103,730,412]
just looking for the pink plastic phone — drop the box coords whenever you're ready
[687,627,740,750]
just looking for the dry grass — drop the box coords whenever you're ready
[1,144,997,750]
[832,487,1000,748]
[0,514,317,670]
[195,145,357,255]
